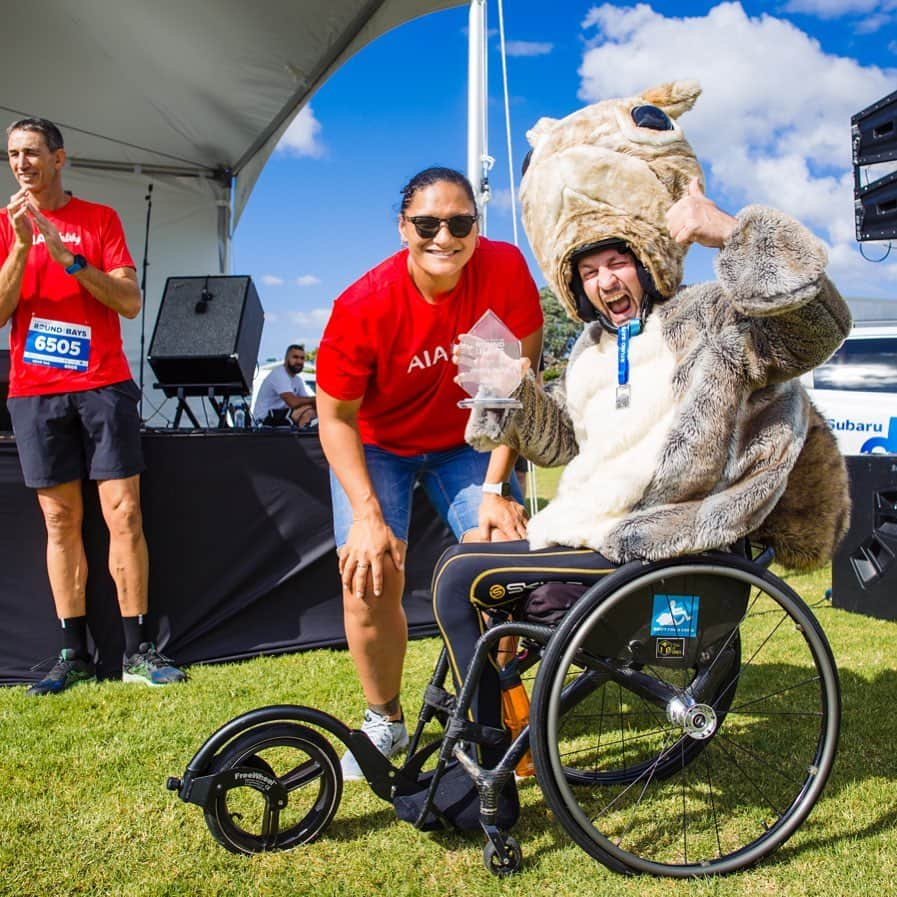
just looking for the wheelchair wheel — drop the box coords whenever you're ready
[530,558,840,876]
[556,631,739,788]
[203,722,342,854]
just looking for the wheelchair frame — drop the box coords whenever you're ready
[168,547,841,878]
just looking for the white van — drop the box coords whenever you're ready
[802,321,897,455]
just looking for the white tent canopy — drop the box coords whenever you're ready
[1,0,463,398]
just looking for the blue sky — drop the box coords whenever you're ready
[231,0,897,363]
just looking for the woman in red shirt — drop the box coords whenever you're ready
[316,167,543,779]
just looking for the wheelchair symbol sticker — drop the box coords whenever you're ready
[651,594,699,637]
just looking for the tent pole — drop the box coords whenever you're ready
[467,0,488,233]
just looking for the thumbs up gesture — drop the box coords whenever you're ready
[665,178,737,248]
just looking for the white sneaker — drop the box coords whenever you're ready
[341,709,409,782]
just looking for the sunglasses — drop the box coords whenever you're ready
[403,214,478,239]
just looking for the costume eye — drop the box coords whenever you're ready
[631,105,674,131]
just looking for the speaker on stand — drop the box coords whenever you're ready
[147,276,263,428]
[832,454,897,621]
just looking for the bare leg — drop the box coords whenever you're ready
[290,406,316,428]
[97,475,148,617]
[342,549,407,719]
[36,481,87,619]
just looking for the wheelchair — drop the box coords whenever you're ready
[167,545,840,878]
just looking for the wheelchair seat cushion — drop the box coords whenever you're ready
[522,582,588,626]
[393,760,519,833]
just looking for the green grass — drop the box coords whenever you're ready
[2,475,896,896]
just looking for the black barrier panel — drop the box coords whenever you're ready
[0,350,9,432]
[0,431,454,685]
[833,454,897,621]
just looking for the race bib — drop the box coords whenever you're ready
[23,317,91,372]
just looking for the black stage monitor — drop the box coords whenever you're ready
[148,275,263,397]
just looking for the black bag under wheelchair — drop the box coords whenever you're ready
[167,545,840,877]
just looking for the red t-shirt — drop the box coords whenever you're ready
[316,237,543,455]
[0,196,136,397]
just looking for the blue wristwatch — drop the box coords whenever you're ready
[65,254,87,275]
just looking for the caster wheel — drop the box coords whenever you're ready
[483,835,522,876]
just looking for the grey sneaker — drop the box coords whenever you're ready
[26,649,96,696]
[341,709,409,782]
[122,642,186,686]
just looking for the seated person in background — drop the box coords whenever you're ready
[396,81,853,831]
[253,343,316,427]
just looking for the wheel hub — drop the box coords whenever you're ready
[668,698,718,740]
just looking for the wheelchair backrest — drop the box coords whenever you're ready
[582,571,750,668]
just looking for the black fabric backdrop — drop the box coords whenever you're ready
[0,430,454,685]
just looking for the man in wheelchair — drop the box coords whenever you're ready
[414,80,852,832]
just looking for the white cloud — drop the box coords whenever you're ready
[264,311,280,323]
[486,186,515,212]
[781,0,893,18]
[577,2,897,295]
[287,308,332,329]
[295,274,321,287]
[261,274,284,286]
[276,105,324,158]
[505,40,553,57]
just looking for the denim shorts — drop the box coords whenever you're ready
[330,443,524,547]
[8,380,145,488]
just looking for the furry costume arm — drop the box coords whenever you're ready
[715,205,852,382]
[464,368,580,467]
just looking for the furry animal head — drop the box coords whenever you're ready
[520,81,704,322]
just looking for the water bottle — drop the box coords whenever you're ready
[499,659,535,777]
[234,406,245,429]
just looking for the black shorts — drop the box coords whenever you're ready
[7,380,145,488]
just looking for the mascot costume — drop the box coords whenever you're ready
[468,79,851,568]
[395,81,852,833]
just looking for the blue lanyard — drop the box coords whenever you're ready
[616,320,641,386]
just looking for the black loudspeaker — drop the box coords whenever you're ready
[832,455,897,621]
[148,276,263,396]
[0,350,10,432]
[852,89,897,242]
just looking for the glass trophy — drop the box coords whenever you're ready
[456,310,523,409]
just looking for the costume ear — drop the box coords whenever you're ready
[640,81,701,120]
[526,116,559,148]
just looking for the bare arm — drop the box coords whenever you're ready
[0,190,34,326]
[30,207,141,319]
[279,391,316,410]
[316,386,404,599]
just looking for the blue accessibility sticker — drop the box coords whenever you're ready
[651,594,699,638]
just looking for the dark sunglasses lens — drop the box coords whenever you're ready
[447,215,476,237]
[410,217,440,238]
[631,104,674,131]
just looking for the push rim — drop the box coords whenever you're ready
[531,559,840,876]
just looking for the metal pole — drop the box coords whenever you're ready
[467,0,488,231]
